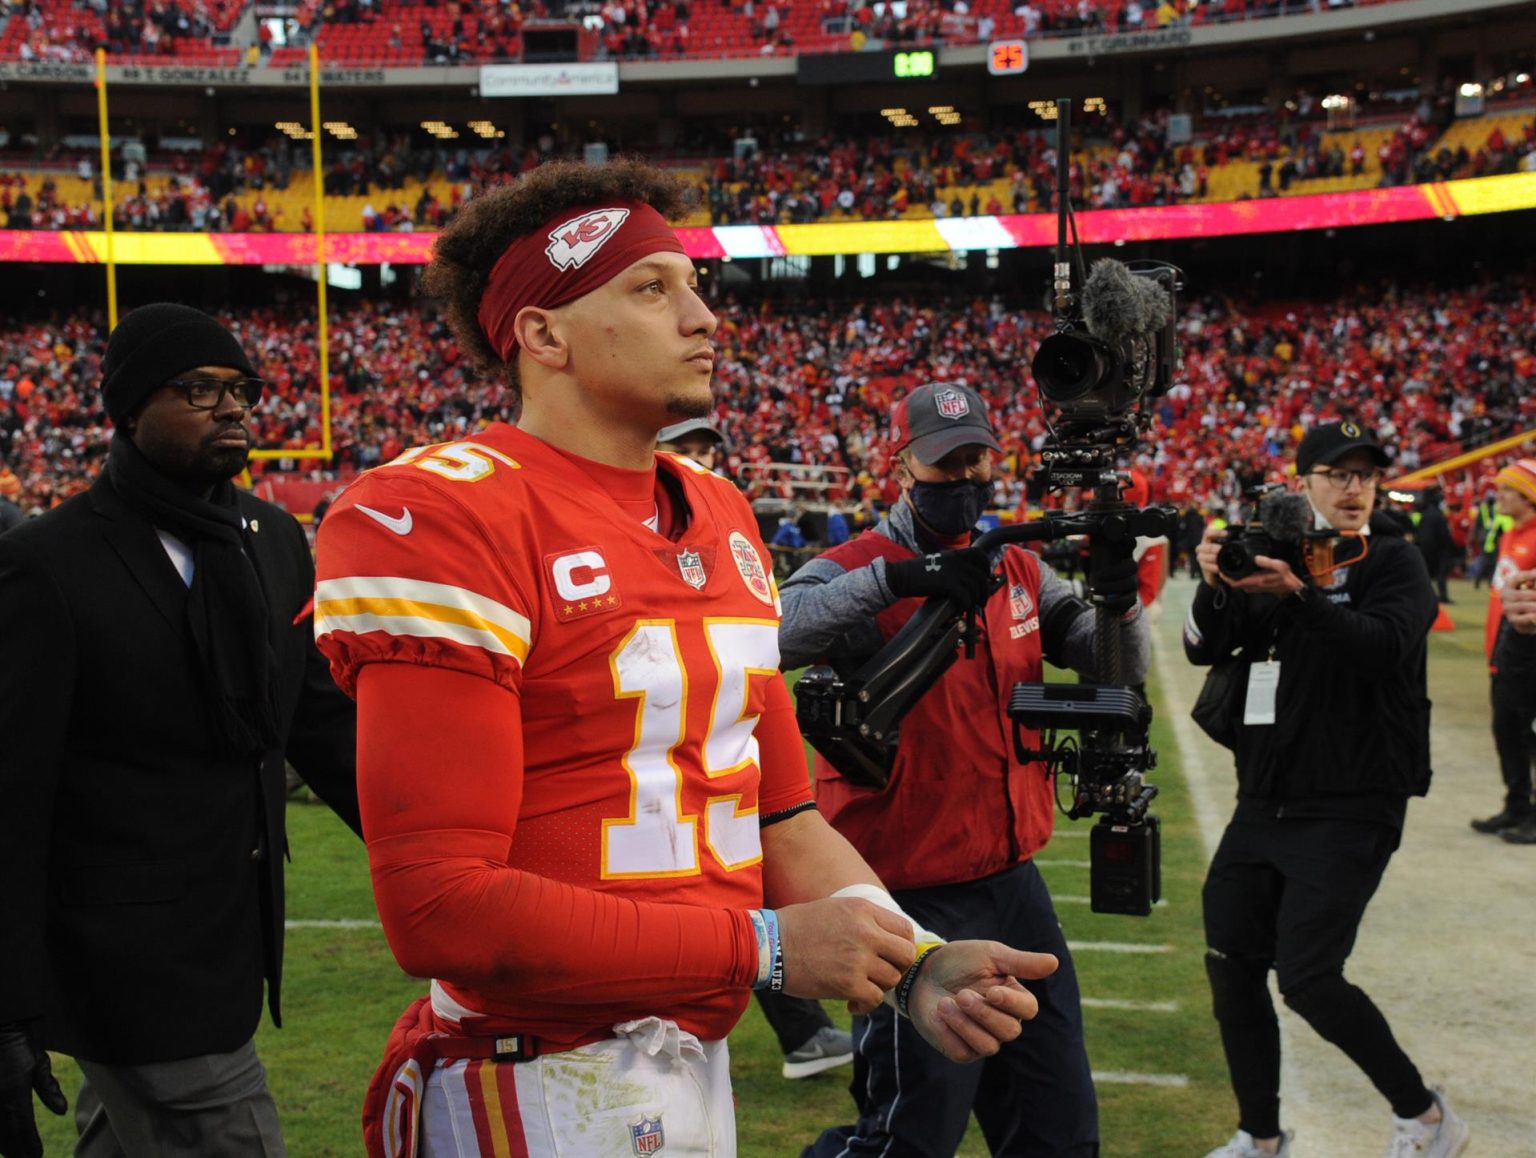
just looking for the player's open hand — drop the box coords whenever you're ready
[902,941,1059,1064]
[776,897,916,1009]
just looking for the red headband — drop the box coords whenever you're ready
[475,200,687,362]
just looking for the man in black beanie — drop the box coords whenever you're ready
[0,303,361,1158]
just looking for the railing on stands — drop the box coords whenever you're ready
[739,461,851,504]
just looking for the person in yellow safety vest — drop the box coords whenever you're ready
[1472,490,1512,589]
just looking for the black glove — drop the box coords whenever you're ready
[884,548,995,611]
[1090,555,1140,617]
[0,1022,66,1158]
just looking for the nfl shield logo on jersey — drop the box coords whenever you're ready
[934,388,970,419]
[630,1115,665,1155]
[1009,583,1034,620]
[729,531,775,606]
[677,549,707,590]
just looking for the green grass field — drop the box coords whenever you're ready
[35,655,1243,1157]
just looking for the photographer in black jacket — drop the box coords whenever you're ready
[1186,422,1468,1158]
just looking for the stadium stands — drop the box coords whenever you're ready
[2,102,1531,231]
[2,274,1531,534]
[0,0,1435,67]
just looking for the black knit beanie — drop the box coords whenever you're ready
[102,303,258,425]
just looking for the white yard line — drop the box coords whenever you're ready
[1065,941,1172,954]
[1091,1070,1190,1088]
[1080,997,1180,1013]
[285,918,381,928]
[1052,894,1169,907]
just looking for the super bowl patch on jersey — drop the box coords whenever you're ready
[728,531,775,606]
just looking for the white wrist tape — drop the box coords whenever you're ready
[830,883,945,949]
[831,883,947,1016]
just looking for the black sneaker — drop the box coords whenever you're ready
[1500,817,1536,845]
[1471,809,1528,834]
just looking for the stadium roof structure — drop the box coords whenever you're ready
[2,170,1531,266]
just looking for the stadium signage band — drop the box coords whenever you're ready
[479,63,620,97]
[2,173,1530,266]
[1066,28,1195,56]
[0,61,454,87]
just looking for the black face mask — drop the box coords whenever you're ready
[909,479,993,538]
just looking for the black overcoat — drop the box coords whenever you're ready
[0,470,361,1065]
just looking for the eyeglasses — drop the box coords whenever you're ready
[1309,467,1382,489]
[165,376,264,410]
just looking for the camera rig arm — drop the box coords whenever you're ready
[794,505,1169,790]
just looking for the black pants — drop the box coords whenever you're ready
[1202,812,1430,1139]
[753,990,832,1055]
[803,862,1098,1157]
[1490,674,1536,815]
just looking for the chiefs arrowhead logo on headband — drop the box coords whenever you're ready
[477,200,687,361]
[545,207,630,271]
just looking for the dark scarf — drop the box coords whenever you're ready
[107,433,281,757]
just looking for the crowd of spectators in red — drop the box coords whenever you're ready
[0,0,1428,69]
[2,273,1532,535]
[6,0,243,65]
[3,91,1531,232]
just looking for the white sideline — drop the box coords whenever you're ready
[1034,858,1093,868]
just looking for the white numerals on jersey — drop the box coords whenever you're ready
[393,441,521,482]
[602,619,777,879]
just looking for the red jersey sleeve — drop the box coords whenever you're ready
[357,661,761,1017]
[314,468,534,697]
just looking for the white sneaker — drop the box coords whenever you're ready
[1385,1086,1470,1157]
[1204,1128,1293,1158]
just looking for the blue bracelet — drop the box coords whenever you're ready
[749,909,784,992]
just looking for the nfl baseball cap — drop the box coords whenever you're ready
[889,383,1002,466]
[657,417,724,445]
[1296,420,1391,475]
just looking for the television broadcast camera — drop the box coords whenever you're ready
[796,98,1181,917]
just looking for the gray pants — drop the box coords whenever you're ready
[74,1039,286,1158]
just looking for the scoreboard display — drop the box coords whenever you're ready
[797,49,938,85]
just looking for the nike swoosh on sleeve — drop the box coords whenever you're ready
[355,504,414,535]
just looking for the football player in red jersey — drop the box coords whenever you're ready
[314,160,1059,1157]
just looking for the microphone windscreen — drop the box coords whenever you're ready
[1134,274,1172,331]
[1259,492,1314,543]
[1082,259,1146,343]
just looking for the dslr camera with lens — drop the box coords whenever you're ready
[1217,484,1336,583]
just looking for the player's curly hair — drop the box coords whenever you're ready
[421,160,699,402]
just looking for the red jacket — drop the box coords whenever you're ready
[812,532,1054,890]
